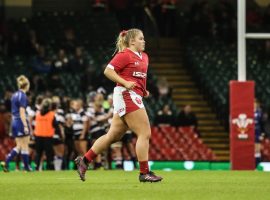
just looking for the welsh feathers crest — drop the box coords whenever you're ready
[232,114,253,139]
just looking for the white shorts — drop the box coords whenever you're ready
[113,86,145,117]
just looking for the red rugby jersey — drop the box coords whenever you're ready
[108,48,148,97]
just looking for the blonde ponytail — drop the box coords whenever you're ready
[17,75,29,90]
[113,28,142,56]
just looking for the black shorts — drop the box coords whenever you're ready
[28,135,35,149]
[91,130,106,141]
[255,134,260,143]
[53,138,64,145]
[122,133,133,144]
[29,142,35,149]
[73,134,88,141]
[65,134,73,141]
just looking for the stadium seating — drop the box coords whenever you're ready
[184,37,270,162]
[185,37,270,123]
[149,126,216,161]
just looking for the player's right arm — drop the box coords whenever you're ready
[104,68,136,90]
[104,52,136,90]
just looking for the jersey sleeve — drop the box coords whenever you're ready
[19,93,27,108]
[55,113,65,124]
[108,52,129,72]
[26,106,35,117]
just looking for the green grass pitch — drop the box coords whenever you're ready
[1,170,270,200]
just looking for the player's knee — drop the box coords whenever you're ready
[141,125,151,139]
[16,145,22,152]
[138,130,151,140]
[16,142,22,151]
[145,131,151,140]
[21,145,28,151]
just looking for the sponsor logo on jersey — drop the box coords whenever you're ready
[133,71,147,78]
[134,61,139,66]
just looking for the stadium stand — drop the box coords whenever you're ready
[186,37,270,123]
[185,36,270,162]
[149,126,215,161]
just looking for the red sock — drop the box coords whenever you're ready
[84,149,97,163]
[139,161,149,174]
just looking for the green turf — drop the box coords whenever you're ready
[1,170,270,200]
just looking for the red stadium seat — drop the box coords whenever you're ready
[151,127,160,135]
[178,126,193,134]
[149,126,217,161]
[160,126,176,134]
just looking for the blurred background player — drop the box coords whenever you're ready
[106,93,122,169]
[111,130,137,170]
[121,130,137,169]
[75,28,162,182]
[64,99,76,170]
[67,99,88,157]
[1,75,32,172]
[88,92,111,169]
[254,99,264,167]
[34,98,57,170]
[52,96,66,170]
[27,95,43,169]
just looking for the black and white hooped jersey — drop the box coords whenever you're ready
[87,106,107,134]
[55,108,65,125]
[66,109,88,136]
[26,106,35,120]
[26,105,40,129]
[53,108,65,139]
[105,107,113,130]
